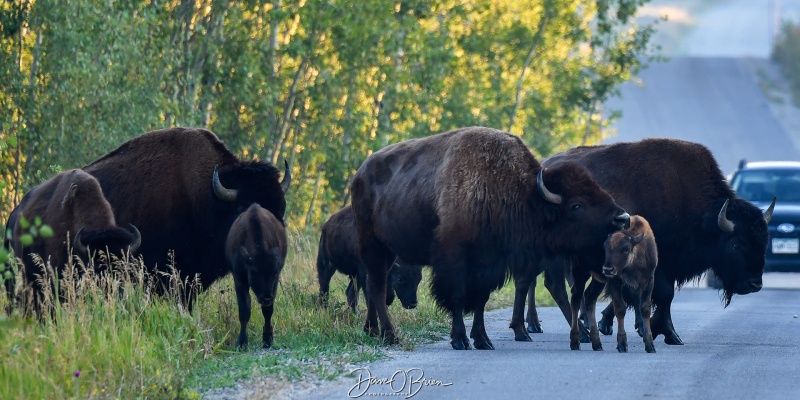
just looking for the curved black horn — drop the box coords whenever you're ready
[128,224,141,253]
[537,169,562,204]
[73,227,88,255]
[764,197,776,224]
[717,199,735,233]
[212,166,238,202]
[280,159,291,194]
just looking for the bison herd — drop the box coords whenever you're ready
[2,126,775,353]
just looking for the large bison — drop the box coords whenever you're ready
[350,126,629,350]
[82,127,290,298]
[6,169,141,310]
[526,138,774,345]
[225,203,287,349]
[317,205,423,311]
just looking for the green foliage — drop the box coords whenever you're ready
[0,0,657,229]
[772,21,800,107]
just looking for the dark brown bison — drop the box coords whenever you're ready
[6,169,141,310]
[584,215,657,353]
[225,203,287,349]
[317,205,422,311]
[82,127,290,299]
[526,138,774,345]
[350,126,629,350]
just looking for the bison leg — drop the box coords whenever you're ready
[448,305,471,350]
[583,278,605,351]
[384,270,396,307]
[471,305,495,350]
[511,274,533,342]
[234,278,251,350]
[261,302,274,349]
[543,257,572,327]
[569,269,590,350]
[640,284,656,353]
[316,250,335,307]
[651,270,683,345]
[345,278,358,312]
[598,303,615,336]
[360,240,397,344]
[608,282,627,353]
[525,279,543,334]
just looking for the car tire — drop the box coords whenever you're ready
[706,270,723,289]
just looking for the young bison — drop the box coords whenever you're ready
[317,205,422,311]
[585,215,657,353]
[225,203,287,349]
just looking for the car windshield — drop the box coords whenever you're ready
[731,169,800,203]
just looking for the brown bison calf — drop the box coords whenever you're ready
[585,215,657,353]
[225,203,287,349]
[6,169,141,311]
[317,205,422,311]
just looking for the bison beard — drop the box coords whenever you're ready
[82,127,290,303]
[526,138,773,346]
[350,127,628,350]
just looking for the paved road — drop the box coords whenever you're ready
[313,288,800,400]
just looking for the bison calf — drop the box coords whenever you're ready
[6,169,141,312]
[317,205,422,311]
[585,215,657,353]
[225,203,287,349]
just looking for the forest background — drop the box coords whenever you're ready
[0,0,656,230]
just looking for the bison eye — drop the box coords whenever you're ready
[570,203,583,211]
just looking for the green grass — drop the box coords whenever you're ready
[0,232,555,398]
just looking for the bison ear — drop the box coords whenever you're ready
[62,183,79,207]
[631,233,645,245]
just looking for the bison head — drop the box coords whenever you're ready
[537,163,630,253]
[213,160,291,223]
[602,231,645,278]
[708,197,774,305]
[388,260,423,309]
[73,224,141,257]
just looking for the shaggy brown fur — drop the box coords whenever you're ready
[6,169,140,312]
[225,204,287,349]
[350,126,629,350]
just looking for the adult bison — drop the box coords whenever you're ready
[6,169,141,310]
[317,205,423,311]
[526,138,774,345]
[350,126,629,350]
[82,127,290,297]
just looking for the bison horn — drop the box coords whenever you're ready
[73,227,88,255]
[764,197,776,224]
[280,159,291,194]
[212,166,238,203]
[537,169,562,204]
[717,199,735,233]
[128,224,141,253]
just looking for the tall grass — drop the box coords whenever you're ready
[772,21,800,106]
[0,231,554,397]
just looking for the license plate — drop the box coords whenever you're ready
[772,238,799,254]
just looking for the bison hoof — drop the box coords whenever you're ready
[579,331,591,344]
[515,331,533,342]
[570,341,580,351]
[592,341,603,351]
[263,341,272,349]
[616,343,628,353]
[451,338,472,350]
[526,322,543,334]
[381,331,399,345]
[474,338,495,350]
[645,345,656,353]
[598,319,613,336]
[637,326,645,338]
[664,333,684,346]
[363,324,380,337]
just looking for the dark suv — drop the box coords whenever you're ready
[709,160,800,287]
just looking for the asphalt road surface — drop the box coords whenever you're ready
[313,288,800,400]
